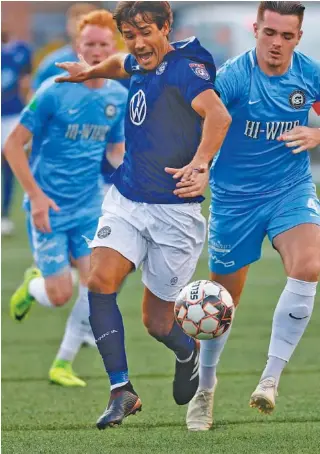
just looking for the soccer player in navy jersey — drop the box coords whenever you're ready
[173,1,320,431]
[56,1,231,428]
[5,10,127,388]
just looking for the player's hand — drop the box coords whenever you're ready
[165,162,208,182]
[277,126,320,154]
[55,55,91,83]
[30,192,60,233]
[173,170,209,198]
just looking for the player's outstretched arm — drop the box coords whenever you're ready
[3,125,59,232]
[278,125,320,154]
[55,53,130,83]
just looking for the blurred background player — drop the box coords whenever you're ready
[4,9,127,387]
[31,2,126,198]
[1,24,32,236]
[175,1,320,431]
[32,2,97,91]
[56,0,231,428]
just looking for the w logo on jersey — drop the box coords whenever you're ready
[130,89,147,126]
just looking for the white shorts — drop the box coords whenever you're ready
[1,115,20,149]
[90,186,206,301]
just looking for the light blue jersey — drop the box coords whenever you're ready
[21,76,127,218]
[208,49,320,275]
[32,45,76,91]
[211,49,320,198]
[21,77,127,276]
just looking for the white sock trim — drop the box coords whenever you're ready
[29,277,54,308]
[286,277,317,297]
[110,381,129,391]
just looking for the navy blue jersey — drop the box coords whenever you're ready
[1,40,32,116]
[112,37,216,204]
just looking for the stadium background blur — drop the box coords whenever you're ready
[2,2,320,453]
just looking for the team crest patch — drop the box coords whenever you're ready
[289,90,306,109]
[97,226,111,239]
[105,104,117,118]
[156,61,168,75]
[189,63,210,81]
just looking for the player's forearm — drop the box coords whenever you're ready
[3,136,43,199]
[194,108,231,164]
[87,53,129,80]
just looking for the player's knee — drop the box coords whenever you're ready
[290,255,320,282]
[87,267,117,294]
[143,315,171,338]
[46,287,72,307]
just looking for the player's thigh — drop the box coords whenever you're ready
[88,188,148,292]
[268,183,320,281]
[142,203,206,302]
[26,216,73,304]
[27,215,70,279]
[142,287,175,336]
[210,266,250,307]
[208,197,266,275]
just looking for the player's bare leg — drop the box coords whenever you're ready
[88,247,142,429]
[50,255,94,387]
[250,224,320,414]
[142,287,200,405]
[187,266,249,431]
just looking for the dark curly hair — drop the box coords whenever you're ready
[113,1,173,33]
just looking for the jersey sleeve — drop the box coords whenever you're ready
[214,61,242,107]
[123,54,137,76]
[20,79,57,134]
[108,102,126,143]
[171,59,215,105]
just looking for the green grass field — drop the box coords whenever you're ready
[2,190,320,454]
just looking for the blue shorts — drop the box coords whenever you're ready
[26,211,99,277]
[209,181,320,274]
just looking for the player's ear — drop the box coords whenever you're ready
[161,21,170,38]
[253,22,259,39]
[297,29,303,43]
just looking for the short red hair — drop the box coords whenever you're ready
[78,9,117,34]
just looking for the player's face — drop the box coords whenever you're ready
[121,14,171,71]
[254,10,302,73]
[77,25,116,65]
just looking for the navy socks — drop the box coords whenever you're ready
[88,292,128,388]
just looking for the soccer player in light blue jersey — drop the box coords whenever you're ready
[177,1,320,431]
[56,1,231,428]
[4,10,127,388]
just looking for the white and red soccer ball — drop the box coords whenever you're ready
[174,280,234,340]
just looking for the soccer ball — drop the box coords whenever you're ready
[174,280,234,340]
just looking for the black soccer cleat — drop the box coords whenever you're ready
[96,382,142,429]
[173,344,200,405]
